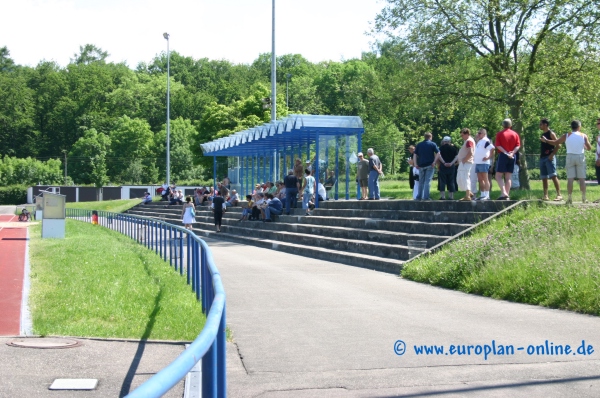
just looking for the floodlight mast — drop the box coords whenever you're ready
[164,32,171,185]
[271,0,276,122]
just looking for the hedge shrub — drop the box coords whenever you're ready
[0,185,28,205]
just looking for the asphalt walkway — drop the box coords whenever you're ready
[204,237,600,397]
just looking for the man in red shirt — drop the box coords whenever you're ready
[494,119,521,200]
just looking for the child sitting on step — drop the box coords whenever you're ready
[239,195,254,221]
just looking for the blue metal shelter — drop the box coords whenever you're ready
[200,114,364,205]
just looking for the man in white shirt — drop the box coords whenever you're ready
[317,181,327,201]
[473,129,495,200]
[226,190,239,207]
[542,120,592,204]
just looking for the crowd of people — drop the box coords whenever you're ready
[409,118,600,204]
[141,118,600,233]
[147,156,338,232]
[240,170,307,221]
[237,161,337,221]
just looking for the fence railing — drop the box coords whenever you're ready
[66,208,226,398]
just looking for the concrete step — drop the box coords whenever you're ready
[129,207,471,237]
[318,199,516,212]
[188,223,405,274]
[285,215,469,236]
[311,209,494,224]
[223,218,447,248]
[130,209,448,248]
[144,213,421,261]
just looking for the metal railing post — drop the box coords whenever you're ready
[192,240,198,294]
[168,226,173,267]
[179,230,184,273]
[199,244,207,302]
[163,224,167,262]
[159,223,163,258]
[152,221,160,254]
[201,246,207,312]
[217,301,227,398]
[186,233,191,284]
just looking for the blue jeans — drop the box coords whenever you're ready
[539,156,557,179]
[368,170,380,199]
[302,192,313,209]
[285,188,297,214]
[265,206,283,220]
[416,166,434,200]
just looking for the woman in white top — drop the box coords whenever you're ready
[542,120,592,203]
[181,196,196,230]
[301,168,316,216]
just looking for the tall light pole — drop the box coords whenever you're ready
[286,73,291,110]
[163,32,171,185]
[62,150,67,185]
[271,0,276,122]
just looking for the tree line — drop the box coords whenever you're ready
[1,0,599,187]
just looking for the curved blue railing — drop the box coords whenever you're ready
[66,208,226,398]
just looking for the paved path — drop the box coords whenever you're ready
[0,337,185,397]
[0,213,28,336]
[204,238,600,398]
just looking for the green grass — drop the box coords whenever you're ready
[29,220,206,340]
[378,179,600,202]
[66,198,142,213]
[402,202,600,315]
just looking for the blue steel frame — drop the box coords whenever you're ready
[65,209,226,398]
[201,115,364,203]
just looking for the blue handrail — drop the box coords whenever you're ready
[66,208,226,398]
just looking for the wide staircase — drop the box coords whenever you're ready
[126,199,516,274]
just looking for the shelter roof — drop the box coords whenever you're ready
[200,114,364,157]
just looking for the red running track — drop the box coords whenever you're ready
[0,214,27,336]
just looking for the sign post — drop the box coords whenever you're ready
[41,192,66,239]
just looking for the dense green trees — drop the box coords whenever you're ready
[1,3,600,188]
[69,128,110,187]
[374,0,600,186]
[0,156,62,186]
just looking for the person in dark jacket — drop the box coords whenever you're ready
[211,191,226,232]
[263,193,283,222]
[283,169,299,215]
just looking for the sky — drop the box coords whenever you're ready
[1,0,387,68]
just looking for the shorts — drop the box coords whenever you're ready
[457,162,474,191]
[359,178,368,188]
[566,153,586,179]
[438,166,456,192]
[539,156,557,179]
[496,153,515,174]
[475,164,490,173]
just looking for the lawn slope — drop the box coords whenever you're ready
[402,203,600,315]
[29,220,205,340]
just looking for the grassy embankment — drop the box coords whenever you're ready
[28,218,206,340]
[402,202,600,316]
[65,198,142,213]
[379,179,600,202]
